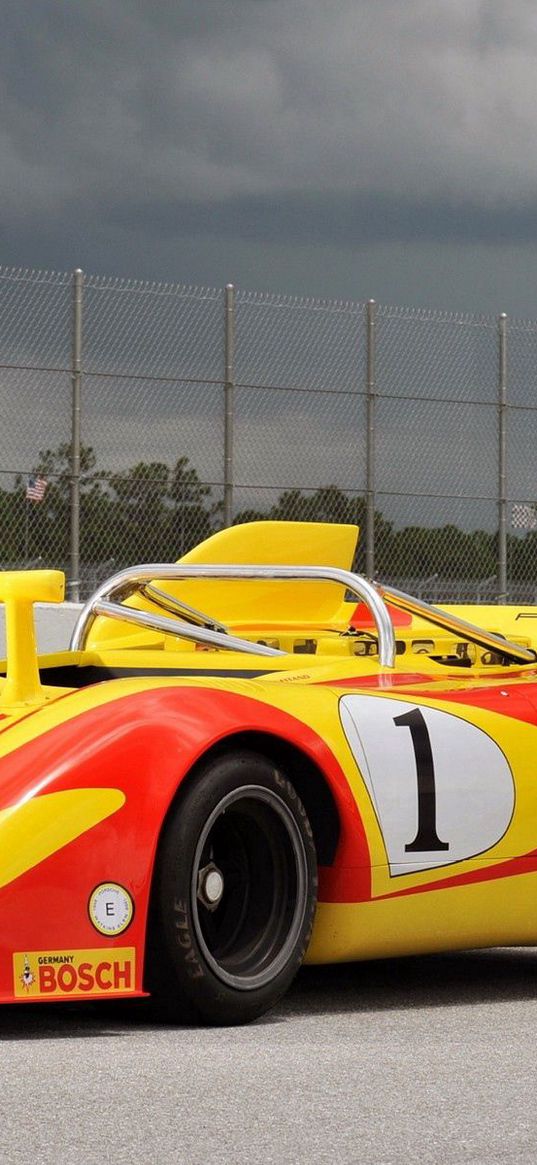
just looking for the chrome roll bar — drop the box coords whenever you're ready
[70,564,397,665]
[377,584,536,665]
[70,563,535,667]
[87,598,285,658]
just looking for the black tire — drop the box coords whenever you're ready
[152,750,318,1025]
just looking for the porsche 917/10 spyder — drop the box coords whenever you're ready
[2,519,537,1025]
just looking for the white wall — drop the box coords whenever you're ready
[0,603,83,657]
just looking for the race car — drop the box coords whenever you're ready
[2,519,537,1025]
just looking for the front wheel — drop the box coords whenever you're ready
[153,750,318,1025]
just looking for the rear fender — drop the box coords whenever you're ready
[0,684,367,1000]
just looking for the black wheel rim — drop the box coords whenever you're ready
[191,785,309,990]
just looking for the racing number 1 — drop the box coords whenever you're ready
[394,708,450,853]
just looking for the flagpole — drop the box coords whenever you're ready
[70,268,84,603]
[498,312,507,603]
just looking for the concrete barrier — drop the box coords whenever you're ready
[0,603,83,658]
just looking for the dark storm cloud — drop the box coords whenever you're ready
[107,192,537,247]
[3,1,537,267]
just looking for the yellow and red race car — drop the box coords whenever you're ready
[3,519,537,1025]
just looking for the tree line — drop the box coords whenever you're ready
[2,443,536,581]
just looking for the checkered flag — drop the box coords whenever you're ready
[512,503,537,530]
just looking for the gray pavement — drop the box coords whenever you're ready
[1,950,537,1165]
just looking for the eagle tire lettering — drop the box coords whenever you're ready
[173,898,205,980]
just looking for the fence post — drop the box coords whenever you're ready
[223,283,235,528]
[70,268,84,602]
[365,299,376,577]
[497,312,507,603]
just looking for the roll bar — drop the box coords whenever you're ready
[69,563,536,667]
[70,564,396,664]
[378,584,535,665]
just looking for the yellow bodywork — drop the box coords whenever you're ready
[0,570,64,707]
[3,521,537,971]
[0,788,125,891]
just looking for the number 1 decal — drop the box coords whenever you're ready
[393,708,449,853]
[339,695,515,875]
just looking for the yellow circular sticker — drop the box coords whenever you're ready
[88,883,134,936]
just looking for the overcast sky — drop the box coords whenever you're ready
[4,0,537,315]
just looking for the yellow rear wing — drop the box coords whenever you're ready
[84,521,360,648]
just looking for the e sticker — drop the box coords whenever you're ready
[88,883,134,936]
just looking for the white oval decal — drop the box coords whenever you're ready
[340,696,514,875]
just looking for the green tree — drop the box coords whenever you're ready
[508,530,537,583]
[35,442,98,500]
[108,461,171,562]
[12,444,101,564]
[390,524,496,582]
[169,456,215,557]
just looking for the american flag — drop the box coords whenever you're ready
[25,474,47,503]
[512,503,537,530]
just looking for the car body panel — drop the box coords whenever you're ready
[4,521,537,1006]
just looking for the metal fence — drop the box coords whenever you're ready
[1,264,537,602]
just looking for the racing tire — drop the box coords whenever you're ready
[153,750,318,1025]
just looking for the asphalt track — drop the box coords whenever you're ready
[2,950,537,1165]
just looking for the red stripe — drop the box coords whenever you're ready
[377,848,537,901]
[315,672,537,729]
[316,672,439,688]
[318,847,537,905]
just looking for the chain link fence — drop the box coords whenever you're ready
[1,264,537,601]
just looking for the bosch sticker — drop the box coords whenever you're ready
[13,949,136,998]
